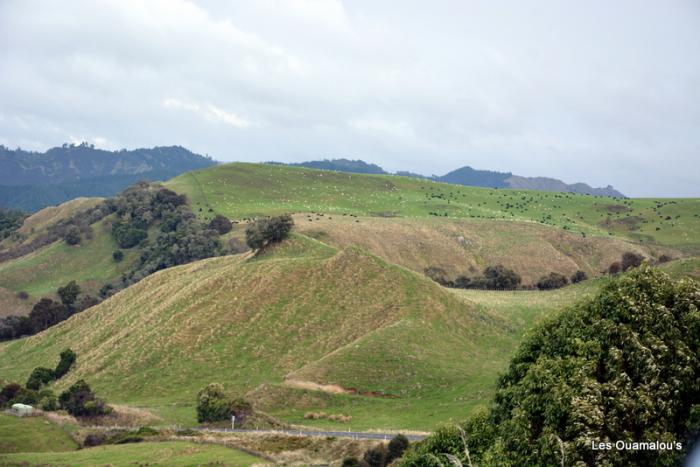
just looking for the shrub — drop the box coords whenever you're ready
[63,225,82,245]
[362,444,388,467]
[38,389,58,411]
[209,215,233,235]
[245,214,294,250]
[608,261,622,275]
[112,222,147,249]
[0,383,22,407]
[621,251,644,271]
[196,383,231,423]
[112,250,124,262]
[9,387,39,406]
[54,349,77,379]
[26,367,55,390]
[482,264,521,290]
[387,434,410,463]
[341,457,360,467]
[570,270,587,283]
[196,383,252,424]
[57,280,81,308]
[16,291,29,300]
[59,380,111,416]
[535,272,569,290]
[658,254,673,263]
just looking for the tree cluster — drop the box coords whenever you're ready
[342,435,410,467]
[399,267,700,466]
[425,264,522,290]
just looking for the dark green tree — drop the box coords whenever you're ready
[57,280,81,308]
[245,214,294,250]
[59,380,110,416]
[54,349,77,378]
[26,367,55,390]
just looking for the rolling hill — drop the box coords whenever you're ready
[0,162,698,432]
[0,235,511,429]
[167,163,699,251]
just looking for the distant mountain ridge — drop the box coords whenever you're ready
[0,143,215,211]
[270,159,625,197]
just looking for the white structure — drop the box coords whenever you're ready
[10,403,33,417]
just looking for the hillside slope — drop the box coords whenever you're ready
[0,236,516,429]
[167,163,699,250]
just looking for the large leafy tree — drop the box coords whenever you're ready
[401,267,700,466]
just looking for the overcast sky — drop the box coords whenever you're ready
[1,1,698,197]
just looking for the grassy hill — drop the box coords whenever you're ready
[0,235,550,430]
[294,215,672,284]
[0,413,78,454]
[167,163,700,251]
[0,217,138,303]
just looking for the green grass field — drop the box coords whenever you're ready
[167,163,700,251]
[0,413,78,453]
[0,217,138,302]
[0,234,631,431]
[0,440,261,466]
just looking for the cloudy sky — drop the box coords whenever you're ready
[1,1,698,196]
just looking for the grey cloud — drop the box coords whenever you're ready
[0,0,698,196]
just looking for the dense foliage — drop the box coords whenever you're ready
[0,208,27,240]
[400,267,700,466]
[536,271,569,290]
[245,214,294,250]
[59,379,111,416]
[208,214,233,235]
[425,264,522,290]
[196,383,252,424]
[107,183,221,286]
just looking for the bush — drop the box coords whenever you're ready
[112,250,124,262]
[658,254,673,264]
[38,389,58,411]
[621,251,644,271]
[387,434,410,463]
[363,444,388,467]
[16,291,29,300]
[196,383,252,423]
[482,265,521,290]
[570,270,587,283]
[245,214,294,250]
[112,222,147,249]
[54,349,77,378]
[0,383,22,407]
[196,383,231,423]
[63,225,82,245]
[341,457,360,467]
[57,280,81,308]
[535,272,569,290]
[59,380,111,416]
[26,367,55,390]
[608,261,622,275]
[209,215,233,235]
